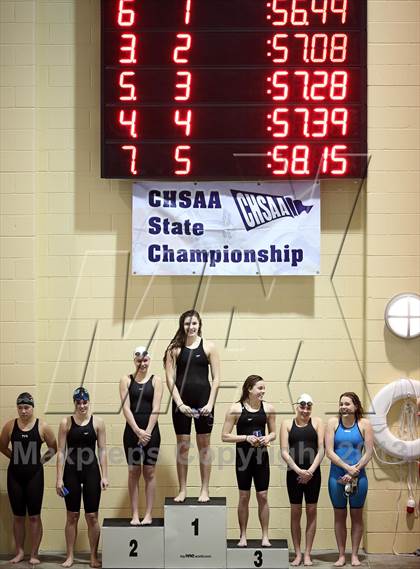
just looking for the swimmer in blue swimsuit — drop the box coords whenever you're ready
[325,392,373,567]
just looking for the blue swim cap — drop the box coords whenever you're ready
[73,386,90,401]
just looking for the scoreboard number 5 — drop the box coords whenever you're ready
[175,145,191,175]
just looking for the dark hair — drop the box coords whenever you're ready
[163,310,202,365]
[238,375,264,404]
[16,392,34,407]
[339,391,364,421]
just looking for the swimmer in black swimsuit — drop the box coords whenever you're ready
[280,393,324,567]
[222,375,276,547]
[0,392,57,565]
[120,346,163,525]
[164,310,221,502]
[56,387,109,568]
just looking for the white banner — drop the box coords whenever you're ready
[132,181,320,276]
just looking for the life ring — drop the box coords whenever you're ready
[369,378,420,461]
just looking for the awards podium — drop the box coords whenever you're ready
[102,518,165,568]
[102,498,288,569]
[164,497,227,568]
[227,539,288,568]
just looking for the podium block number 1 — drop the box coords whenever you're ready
[191,518,199,536]
[164,498,227,568]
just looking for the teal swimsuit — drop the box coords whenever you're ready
[328,419,368,509]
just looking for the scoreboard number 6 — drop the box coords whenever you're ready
[118,0,135,27]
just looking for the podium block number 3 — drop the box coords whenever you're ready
[191,518,199,536]
[254,550,263,568]
[129,539,139,557]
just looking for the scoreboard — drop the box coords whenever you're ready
[101,0,367,179]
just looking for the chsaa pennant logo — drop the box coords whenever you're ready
[231,189,314,232]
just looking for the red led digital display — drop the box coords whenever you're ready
[104,105,363,140]
[104,68,363,104]
[101,0,367,179]
[103,31,364,67]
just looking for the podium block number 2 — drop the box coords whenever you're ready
[191,518,199,536]
[129,539,139,557]
[254,550,263,568]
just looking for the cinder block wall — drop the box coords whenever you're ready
[0,0,418,555]
[0,0,38,553]
[363,0,420,552]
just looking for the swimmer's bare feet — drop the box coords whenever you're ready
[351,555,361,566]
[62,556,74,568]
[174,489,186,502]
[90,557,101,568]
[237,535,247,547]
[261,537,271,547]
[10,551,25,564]
[29,556,41,565]
[130,517,141,526]
[291,553,302,566]
[303,554,313,566]
[198,490,210,502]
[140,515,152,525]
[334,556,346,567]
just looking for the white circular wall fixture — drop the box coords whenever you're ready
[384,293,420,339]
[369,378,420,460]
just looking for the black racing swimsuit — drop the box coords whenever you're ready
[172,338,214,435]
[286,418,321,504]
[63,415,102,513]
[123,374,161,466]
[7,418,44,516]
[235,403,270,492]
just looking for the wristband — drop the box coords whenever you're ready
[177,403,184,409]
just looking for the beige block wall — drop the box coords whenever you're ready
[0,0,38,553]
[0,0,419,555]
